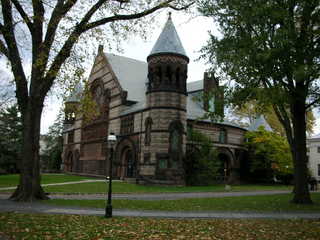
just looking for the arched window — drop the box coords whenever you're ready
[165,66,172,84]
[175,68,180,88]
[156,66,162,86]
[169,121,184,169]
[145,117,153,146]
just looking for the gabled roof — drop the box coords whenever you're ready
[105,53,148,102]
[149,14,187,58]
[248,115,273,132]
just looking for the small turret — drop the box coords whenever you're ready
[64,83,83,124]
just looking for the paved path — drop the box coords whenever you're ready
[0,190,292,200]
[1,181,318,219]
[0,179,107,191]
[0,199,319,219]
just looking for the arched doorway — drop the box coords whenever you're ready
[115,137,138,179]
[217,153,231,181]
[119,147,136,178]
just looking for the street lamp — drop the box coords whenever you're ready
[105,132,117,218]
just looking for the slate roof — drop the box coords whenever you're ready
[149,15,187,58]
[308,133,320,139]
[187,80,203,93]
[248,115,273,132]
[105,53,148,103]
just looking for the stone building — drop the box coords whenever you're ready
[307,134,320,182]
[62,15,247,185]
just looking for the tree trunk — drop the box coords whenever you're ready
[290,97,312,204]
[10,99,49,201]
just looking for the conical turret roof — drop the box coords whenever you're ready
[149,14,187,58]
[248,115,273,132]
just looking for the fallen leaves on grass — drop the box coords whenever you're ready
[1,213,320,240]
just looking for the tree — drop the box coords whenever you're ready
[231,101,315,137]
[185,128,219,185]
[0,72,15,111]
[199,0,320,203]
[0,0,193,201]
[0,104,23,173]
[245,127,293,183]
[41,112,64,172]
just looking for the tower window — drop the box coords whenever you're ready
[165,66,172,84]
[176,68,180,88]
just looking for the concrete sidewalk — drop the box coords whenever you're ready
[0,190,292,200]
[0,199,319,219]
[0,179,107,191]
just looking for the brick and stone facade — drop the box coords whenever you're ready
[62,15,248,185]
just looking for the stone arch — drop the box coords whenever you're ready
[115,137,138,179]
[216,147,234,181]
[216,147,241,184]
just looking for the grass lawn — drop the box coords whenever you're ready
[41,182,292,194]
[0,174,292,193]
[0,174,94,188]
[46,193,320,212]
[0,213,319,240]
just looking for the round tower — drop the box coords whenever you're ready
[143,14,189,185]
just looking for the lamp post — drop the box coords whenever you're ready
[105,132,117,218]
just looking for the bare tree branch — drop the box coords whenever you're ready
[0,39,9,58]
[168,1,194,10]
[41,0,78,80]
[84,0,175,31]
[42,0,191,95]
[11,0,34,33]
[306,94,320,109]
[1,0,29,110]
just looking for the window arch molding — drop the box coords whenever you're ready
[144,117,153,146]
[219,128,227,144]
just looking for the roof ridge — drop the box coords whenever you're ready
[105,53,147,64]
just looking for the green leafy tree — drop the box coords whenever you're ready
[245,127,293,183]
[185,128,220,185]
[232,101,315,136]
[0,104,22,173]
[199,0,319,204]
[0,0,193,201]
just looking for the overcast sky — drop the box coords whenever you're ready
[40,11,215,133]
[12,10,318,136]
